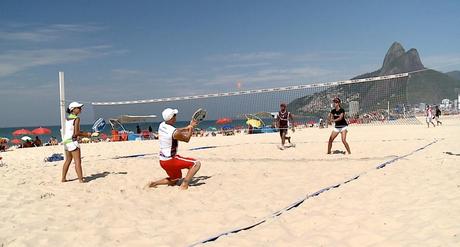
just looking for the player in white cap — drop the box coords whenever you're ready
[146,108,201,190]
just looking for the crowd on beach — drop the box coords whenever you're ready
[0,136,59,151]
[1,97,451,190]
[1,105,449,152]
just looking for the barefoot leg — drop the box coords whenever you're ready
[61,150,73,182]
[146,178,176,188]
[327,131,339,154]
[180,162,201,190]
[72,148,85,183]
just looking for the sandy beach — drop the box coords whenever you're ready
[1,117,459,247]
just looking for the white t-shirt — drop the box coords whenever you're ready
[158,122,178,160]
[426,108,433,118]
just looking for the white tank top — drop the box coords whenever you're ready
[63,115,77,143]
[158,122,178,160]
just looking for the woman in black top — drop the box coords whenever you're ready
[327,98,351,154]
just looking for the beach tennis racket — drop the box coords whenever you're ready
[192,108,207,123]
[92,118,106,132]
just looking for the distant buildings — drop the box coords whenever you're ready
[440,99,451,110]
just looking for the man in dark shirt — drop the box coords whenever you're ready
[276,103,294,150]
[327,98,351,154]
[435,105,442,126]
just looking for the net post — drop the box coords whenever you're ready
[456,88,460,112]
[387,101,390,122]
[59,72,66,141]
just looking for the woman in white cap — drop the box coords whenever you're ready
[61,102,97,183]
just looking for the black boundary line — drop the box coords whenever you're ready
[187,139,439,247]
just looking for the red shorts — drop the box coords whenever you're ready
[159,155,197,180]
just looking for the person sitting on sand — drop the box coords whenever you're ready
[146,108,201,190]
[34,136,42,147]
[22,140,34,148]
[327,97,351,154]
[50,136,59,145]
[0,143,7,152]
[61,102,99,183]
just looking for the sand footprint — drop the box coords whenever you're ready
[40,192,55,199]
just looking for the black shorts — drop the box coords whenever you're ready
[279,128,288,136]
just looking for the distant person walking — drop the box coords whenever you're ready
[426,105,436,128]
[435,105,442,126]
[327,98,351,154]
[276,103,294,150]
[61,102,98,183]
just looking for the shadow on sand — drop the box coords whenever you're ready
[84,171,128,182]
[189,175,212,187]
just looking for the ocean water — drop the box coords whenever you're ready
[0,115,317,143]
[0,119,269,142]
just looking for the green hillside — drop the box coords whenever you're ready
[446,71,460,80]
[288,42,460,117]
[407,69,460,104]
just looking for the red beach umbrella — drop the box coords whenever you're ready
[216,118,232,125]
[11,139,22,145]
[12,129,32,136]
[31,127,52,135]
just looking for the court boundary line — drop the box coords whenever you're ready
[187,139,439,247]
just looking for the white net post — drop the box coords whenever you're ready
[457,88,460,111]
[59,72,66,141]
[387,101,390,122]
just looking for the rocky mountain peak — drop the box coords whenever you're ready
[380,42,425,75]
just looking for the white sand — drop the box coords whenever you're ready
[1,117,459,246]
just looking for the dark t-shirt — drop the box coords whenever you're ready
[330,108,348,127]
[435,109,441,117]
[278,111,290,128]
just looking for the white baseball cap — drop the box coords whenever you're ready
[68,102,84,111]
[162,108,178,121]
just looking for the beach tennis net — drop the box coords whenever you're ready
[92,73,420,126]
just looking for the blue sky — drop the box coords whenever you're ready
[1,0,460,127]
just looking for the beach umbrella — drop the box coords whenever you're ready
[31,127,52,135]
[246,119,262,128]
[0,137,9,143]
[207,127,218,131]
[11,139,21,145]
[21,136,32,142]
[12,129,32,136]
[216,118,232,125]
